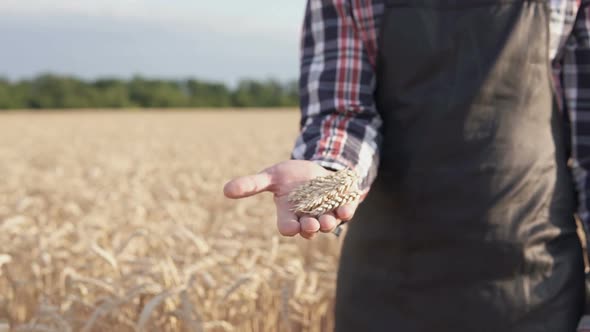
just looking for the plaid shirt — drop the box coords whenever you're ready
[292,0,590,236]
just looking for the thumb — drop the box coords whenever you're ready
[224,171,273,199]
[335,201,359,221]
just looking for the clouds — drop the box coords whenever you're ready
[0,1,305,83]
[0,1,304,36]
[0,0,175,19]
[0,0,144,19]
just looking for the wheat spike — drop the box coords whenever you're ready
[287,169,360,217]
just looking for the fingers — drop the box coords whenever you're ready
[274,196,355,239]
[300,216,320,233]
[300,216,320,240]
[223,172,272,199]
[318,213,338,233]
[284,213,343,239]
[300,231,316,240]
[279,206,357,239]
[335,201,359,221]
[276,202,301,237]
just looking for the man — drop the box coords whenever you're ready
[224,0,590,330]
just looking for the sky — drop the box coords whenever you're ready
[0,0,306,85]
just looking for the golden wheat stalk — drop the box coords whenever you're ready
[287,169,360,217]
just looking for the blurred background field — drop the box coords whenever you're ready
[0,1,326,330]
[0,111,343,331]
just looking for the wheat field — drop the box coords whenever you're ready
[0,110,343,332]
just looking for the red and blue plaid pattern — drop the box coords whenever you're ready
[561,1,590,236]
[292,0,590,234]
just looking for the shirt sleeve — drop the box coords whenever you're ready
[291,0,382,192]
[561,1,590,247]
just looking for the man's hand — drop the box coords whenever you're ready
[223,160,359,239]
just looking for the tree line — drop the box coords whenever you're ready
[0,74,299,109]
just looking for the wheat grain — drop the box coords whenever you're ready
[1,111,341,332]
[288,169,361,217]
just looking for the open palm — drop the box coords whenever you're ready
[223,160,358,239]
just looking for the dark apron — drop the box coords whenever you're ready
[335,0,586,331]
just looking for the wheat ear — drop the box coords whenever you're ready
[287,169,360,217]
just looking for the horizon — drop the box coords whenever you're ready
[0,73,298,87]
